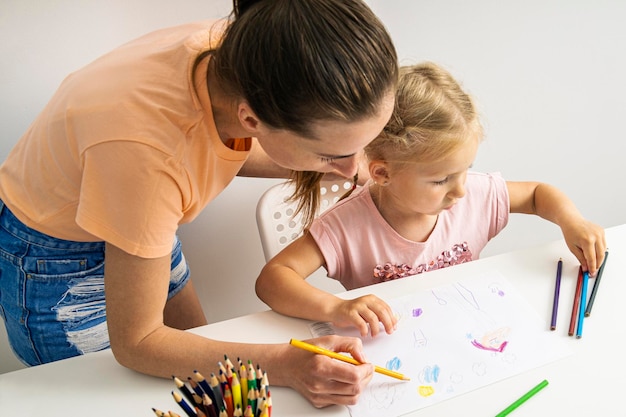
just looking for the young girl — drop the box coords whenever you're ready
[256,62,606,339]
[0,0,397,408]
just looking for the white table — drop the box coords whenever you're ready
[1,224,623,416]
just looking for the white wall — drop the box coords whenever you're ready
[1,0,625,374]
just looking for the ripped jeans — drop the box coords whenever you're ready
[0,200,190,366]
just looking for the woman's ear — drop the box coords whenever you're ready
[369,160,390,185]
[238,102,269,136]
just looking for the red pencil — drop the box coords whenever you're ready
[568,266,583,336]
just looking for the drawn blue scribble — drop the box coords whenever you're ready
[455,282,480,309]
[420,364,440,383]
[431,289,448,305]
[412,308,423,317]
[386,356,402,371]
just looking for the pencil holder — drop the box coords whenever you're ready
[152,356,271,417]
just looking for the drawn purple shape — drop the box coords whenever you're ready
[412,308,423,317]
[471,339,508,353]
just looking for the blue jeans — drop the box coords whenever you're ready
[0,200,190,366]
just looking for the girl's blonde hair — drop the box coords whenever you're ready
[365,62,483,167]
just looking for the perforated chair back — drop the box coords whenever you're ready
[256,179,355,262]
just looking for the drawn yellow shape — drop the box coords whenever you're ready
[418,385,435,397]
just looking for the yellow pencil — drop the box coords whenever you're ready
[289,339,410,381]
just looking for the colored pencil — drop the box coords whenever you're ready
[576,271,589,338]
[223,385,233,417]
[568,266,583,336]
[289,338,410,381]
[247,361,258,392]
[585,249,609,317]
[239,365,249,409]
[494,379,549,417]
[230,372,243,412]
[193,371,213,396]
[173,376,197,406]
[209,373,226,411]
[203,394,218,417]
[550,258,563,330]
[172,391,197,417]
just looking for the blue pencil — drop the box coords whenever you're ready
[172,390,197,417]
[576,271,589,338]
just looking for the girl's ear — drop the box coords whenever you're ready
[369,160,390,185]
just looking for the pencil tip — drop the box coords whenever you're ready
[550,327,556,331]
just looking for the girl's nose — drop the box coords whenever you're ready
[450,178,466,199]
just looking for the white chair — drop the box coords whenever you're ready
[256,178,355,262]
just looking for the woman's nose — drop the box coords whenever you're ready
[330,156,359,179]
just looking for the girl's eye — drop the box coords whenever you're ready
[320,156,338,164]
[433,177,449,186]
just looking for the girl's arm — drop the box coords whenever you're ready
[506,181,606,275]
[255,233,397,336]
[104,243,373,408]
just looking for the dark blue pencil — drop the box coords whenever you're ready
[550,258,563,330]
[585,250,609,317]
[172,390,197,417]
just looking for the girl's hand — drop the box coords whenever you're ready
[330,294,397,337]
[560,219,606,276]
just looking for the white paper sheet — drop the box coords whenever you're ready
[310,272,572,417]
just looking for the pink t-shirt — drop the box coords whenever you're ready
[0,20,250,258]
[309,172,510,290]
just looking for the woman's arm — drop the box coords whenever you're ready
[506,181,606,275]
[256,234,397,336]
[103,242,373,408]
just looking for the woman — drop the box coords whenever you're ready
[0,0,397,407]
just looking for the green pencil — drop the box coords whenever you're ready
[495,379,549,416]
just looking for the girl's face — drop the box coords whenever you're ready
[383,138,480,218]
[255,93,395,178]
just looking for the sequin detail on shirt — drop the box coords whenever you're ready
[373,242,473,283]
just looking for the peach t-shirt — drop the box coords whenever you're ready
[0,20,250,258]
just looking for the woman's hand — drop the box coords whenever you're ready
[284,335,374,408]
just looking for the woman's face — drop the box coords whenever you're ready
[256,92,395,178]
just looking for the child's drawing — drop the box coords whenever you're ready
[412,329,428,348]
[310,271,572,417]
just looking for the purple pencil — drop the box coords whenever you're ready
[550,258,563,330]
